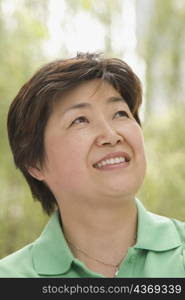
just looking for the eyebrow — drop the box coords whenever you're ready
[63,97,126,115]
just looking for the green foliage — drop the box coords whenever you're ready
[138,105,185,221]
[64,0,123,56]
[0,0,49,259]
[142,0,185,115]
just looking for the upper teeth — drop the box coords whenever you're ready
[95,157,126,168]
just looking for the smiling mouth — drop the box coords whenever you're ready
[93,156,130,170]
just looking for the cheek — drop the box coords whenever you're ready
[134,130,145,155]
[132,128,147,174]
[44,135,90,189]
[123,122,146,159]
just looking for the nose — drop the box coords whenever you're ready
[95,121,124,147]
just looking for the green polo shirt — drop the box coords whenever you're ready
[0,199,185,278]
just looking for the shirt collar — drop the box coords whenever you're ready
[32,200,182,275]
[134,198,182,251]
[32,210,74,275]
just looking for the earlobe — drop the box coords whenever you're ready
[28,166,45,181]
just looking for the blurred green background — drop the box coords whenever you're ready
[1,0,185,258]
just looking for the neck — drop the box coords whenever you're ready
[58,195,137,266]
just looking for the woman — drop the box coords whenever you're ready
[0,53,184,278]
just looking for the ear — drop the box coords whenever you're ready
[27,166,45,181]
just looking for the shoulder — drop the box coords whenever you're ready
[135,201,185,276]
[0,243,38,278]
[137,199,185,241]
[148,210,185,247]
[136,199,185,251]
[150,210,185,242]
[0,211,60,278]
[170,217,185,244]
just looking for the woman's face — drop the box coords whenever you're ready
[35,79,146,205]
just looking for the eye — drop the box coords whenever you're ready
[70,116,89,126]
[114,110,129,118]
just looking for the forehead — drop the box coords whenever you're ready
[53,79,125,112]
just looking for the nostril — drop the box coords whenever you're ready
[102,142,112,146]
[95,130,124,147]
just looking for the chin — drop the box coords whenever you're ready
[106,181,141,197]
[101,186,136,198]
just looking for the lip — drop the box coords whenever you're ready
[93,151,131,167]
